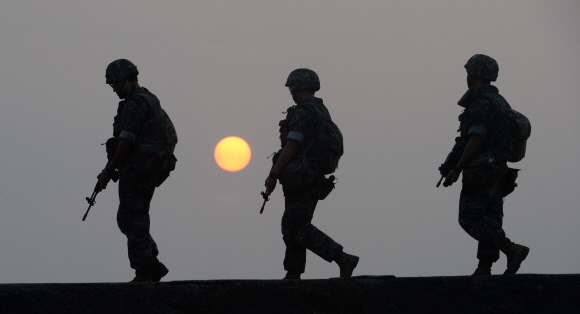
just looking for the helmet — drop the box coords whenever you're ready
[285,68,320,92]
[464,54,498,82]
[106,59,139,84]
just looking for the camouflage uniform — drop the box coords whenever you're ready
[455,84,514,263]
[278,97,344,274]
[113,86,177,272]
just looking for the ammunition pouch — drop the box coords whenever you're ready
[272,150,281,166]
[105,137,120,182]
[105,137,119,161]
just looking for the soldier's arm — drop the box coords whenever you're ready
[97,139,132,191]
[271,139,300,176]
[97,99,143,191]
[264,139,299,193]
[443,98,495,186]
[455,134,484,170]
[443,134,483,187]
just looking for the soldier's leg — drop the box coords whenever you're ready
[282,215,307,274]
[494,193,529,274]
[458,187,506,263]
[117,172,159,272]
[282,190,343,273]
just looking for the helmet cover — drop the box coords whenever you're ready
[106,59,139,84]
[285,68,320,91]
[464,54,498,82]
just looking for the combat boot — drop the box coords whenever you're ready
[150,260,169,282]
[502,243,529,275]
[334,252,359,278]
[283,271,301,280]
[471,260,493,276]
[130,270,152,283]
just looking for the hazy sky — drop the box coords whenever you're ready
[0,1,579,283]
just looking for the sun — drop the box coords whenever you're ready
[214,136,252,172]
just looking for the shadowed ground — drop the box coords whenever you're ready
[1,274,579,313]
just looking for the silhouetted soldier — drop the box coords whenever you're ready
[98,59,177,282]
[265,68,359,280]
[442,55,530,275]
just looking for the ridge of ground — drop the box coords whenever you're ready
[1,274,579,313]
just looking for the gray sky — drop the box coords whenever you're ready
[0,1,579,283]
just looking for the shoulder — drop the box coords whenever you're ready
[289,103,317,121]
[469,97,497,115]
[120,97,149,120]
[122,97,147,112]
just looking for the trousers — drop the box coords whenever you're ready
[281,187,343,274]
[458,158,512,262]
[117,169,159,271]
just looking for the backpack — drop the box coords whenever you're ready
[481,92,531,163]
[501,108,531,162]
[132,88,178,186]
[302,102,344,174]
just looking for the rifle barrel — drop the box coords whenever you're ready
[82,181,100,221]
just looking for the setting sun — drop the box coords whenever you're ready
[214,136,252,172]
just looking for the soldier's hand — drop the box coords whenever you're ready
[97,169,112,192]
[265,176,277,194]
[443,169,460,187]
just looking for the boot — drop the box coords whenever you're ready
[150,261,169,282]
[283,271,301,280]
[471,260,493,276]
[502,243,529,275]
[334,252,359,278]
[130,270,152,283]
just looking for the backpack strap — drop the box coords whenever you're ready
[476,92,507,161]
[300,103,325,156]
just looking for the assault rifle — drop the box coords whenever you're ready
[82,138,119,221]
[82,163,119,221]
[259,190,271,214]
[437,137,463,187]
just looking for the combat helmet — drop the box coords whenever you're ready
[106,59,139,84]
[285,68,320,92]
[464,54,498,82]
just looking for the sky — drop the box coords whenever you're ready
[0,1,579,283]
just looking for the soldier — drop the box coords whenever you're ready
[97,59,177,282]
[264,68,359,280]
[442,54,529,275]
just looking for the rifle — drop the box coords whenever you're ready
[82,138,119,221]
[437,137,463,187]
[82,165,119,221]
[259,190,271,214]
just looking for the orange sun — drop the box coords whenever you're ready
[214,136,252,172]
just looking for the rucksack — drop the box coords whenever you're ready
[501,108,531,162]
[302,102,344,174]
[481,92,531,163]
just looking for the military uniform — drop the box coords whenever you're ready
[113,87,177,273]
[455,85,514,263]
[278,97,344,274]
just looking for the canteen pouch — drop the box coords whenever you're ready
[500,168,519,197]
[318,175,336,200]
